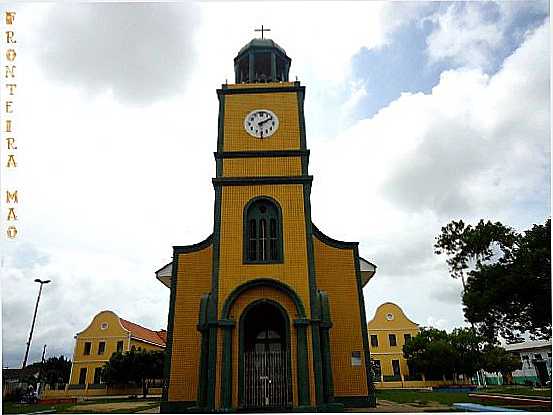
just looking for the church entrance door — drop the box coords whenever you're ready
[241,300,292,409]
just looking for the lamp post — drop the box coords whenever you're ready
[22,278,51,368]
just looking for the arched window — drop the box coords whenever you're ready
[244,198,282,263]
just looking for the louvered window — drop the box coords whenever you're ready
[245,198,282,263]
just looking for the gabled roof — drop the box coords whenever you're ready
[2,365,41,381]
[120,318,166,348]
[504,339,552,352]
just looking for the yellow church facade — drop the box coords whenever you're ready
[367,303,462,389]
[367,303,420,387]
[69,310,166,386]
[157,38,377,412]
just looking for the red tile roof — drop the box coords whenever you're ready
[119,318,166,348]
[156,330,167,343]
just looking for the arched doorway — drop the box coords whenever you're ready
[240,300,292,409]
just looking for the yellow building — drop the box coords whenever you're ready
[156,37,378,412]
[69,310,166,386]
[367,303,420,386]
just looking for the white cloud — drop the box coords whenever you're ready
[313,20,549,334]
[426,3,504,68]
[1,2,549,368]
[29,3,199,105]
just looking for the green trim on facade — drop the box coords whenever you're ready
[237,299,293,410]
[296,86,307,154]
[242,195,284,265]
[214,150,309,159]
[160,401,197,414]
[206,183,223,410]
[302,181,324,407]
[217,85,304,96]
[312,225,358,249]
[213,176,313,187]
[318,291,336,404]
[197,294,210,407]
[216,89,226,176]
[173,234,214,254]
[216,91,226,154]
[293,318,311,407]
[353,245,376,408]
[162,253,179,401]
[334,396,373,408]
[220,319,235,410]
[221,278,307,319]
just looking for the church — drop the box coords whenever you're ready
[156,34,377,412]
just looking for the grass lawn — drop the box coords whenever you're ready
[480,385,552,397]
[376,388,551,412]
[2,401,74,414]
[2,397,160,414]
[376,389,484,407]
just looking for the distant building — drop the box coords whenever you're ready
[2,364,41,398]
[68,310,166,387]
[367,303,420,385]
[503,340,552,386]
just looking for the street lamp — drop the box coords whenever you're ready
[22,278,51,368]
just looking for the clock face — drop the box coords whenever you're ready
[244,109,279,139]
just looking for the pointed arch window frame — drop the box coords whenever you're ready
[243,196,284,264]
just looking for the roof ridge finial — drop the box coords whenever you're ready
[254,24,271,39]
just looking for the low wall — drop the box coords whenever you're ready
[42,384,162,399]
[374,376,471,389]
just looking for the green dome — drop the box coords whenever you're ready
[234,38,291,84]
[237,38,288,57]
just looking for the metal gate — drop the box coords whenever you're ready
[243,350,291,409]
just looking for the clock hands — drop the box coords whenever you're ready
[245,109,278,138]
[258,115,273,127]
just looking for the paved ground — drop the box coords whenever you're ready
[66,401,159,413]
[131,400,450,414]
[347,399,451,413]
[50,399,451,413]
[136,406,160,413]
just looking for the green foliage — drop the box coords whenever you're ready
[404,327,524,382]
[435,218,551,342]
[449,328,484,378]
[481,345,522,377]
[402,328,456,379]
[41,355,71,386]
[101,349,164,397]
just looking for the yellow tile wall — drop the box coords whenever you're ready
[312,237,368,397]
[168,246,213,402]
[217,185,311,319]
[223,92,301,152]
[222,157,302,177]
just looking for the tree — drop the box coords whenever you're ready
[435,218,551,342]
[449,328,484,379]
[101,349,164,397]
[481,345,522,385]
[41,355,72,387]
[403,328,457,380]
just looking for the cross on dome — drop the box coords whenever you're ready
[254,25,271,39]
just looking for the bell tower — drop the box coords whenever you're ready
[211,36,319,410]
[159,33,376,413]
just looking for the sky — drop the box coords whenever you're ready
[0,1,550,369]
